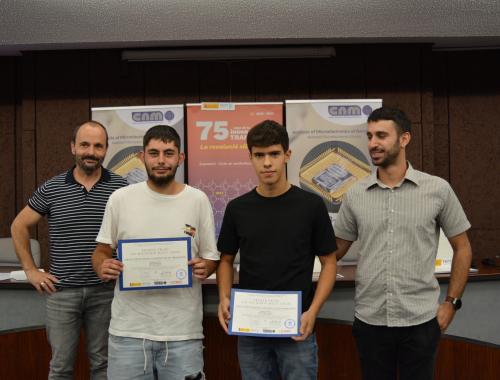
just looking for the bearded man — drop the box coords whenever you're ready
[92,125,219,380]
[334,107,472,380]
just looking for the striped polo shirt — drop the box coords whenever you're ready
[335,163,471,327]
[28,167,127,288]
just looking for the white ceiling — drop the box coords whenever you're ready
[1,0,500,55]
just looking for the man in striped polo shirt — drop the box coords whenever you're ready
[11,121,127,380]
[334,107,472,380]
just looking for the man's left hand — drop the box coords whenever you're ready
[437,301,456,332]
[292,310,317,341]
[188,258,218,280]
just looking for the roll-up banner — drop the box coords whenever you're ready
[92,105,185,184]
[286,100,382,263]
[187,102,283,237]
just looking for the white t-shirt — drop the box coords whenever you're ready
[96,182,219,341]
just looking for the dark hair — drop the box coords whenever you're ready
[367,107,412,135]
[246,120,289,152]
[72,121,109,147]
[143,125,181,150]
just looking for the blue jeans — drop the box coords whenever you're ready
[45,282,114,380]
[238,333,318,380]
[107,335,205,380]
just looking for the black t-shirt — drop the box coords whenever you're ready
[217,185,337,311]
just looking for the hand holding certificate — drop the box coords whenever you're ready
[228,289,302,337]
[118,237,192,291]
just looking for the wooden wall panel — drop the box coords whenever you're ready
[17,55,38,215]
[447,51,500,260]
[0,58,17,236]
[35,51,90,267]
[421,48,435,174]
[35,51,90,182]
[432,53,451,181]
[89,50,144,109]
[255,59,310,102]
[365,45,423,169]
[144,61,199,105]
[225,61,257,102]
[0,43,497,269]
[195,61,258,103]
[310,46,365,99]
[2,321,498,380]
[434,337,500,380]
[0,329,89,380]
[203,317,241,380]
[198,61,234,102]
[316,320,362,379]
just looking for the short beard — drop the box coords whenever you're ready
[75,155,102,175]
[146,165,178,187]
[148,173,175,187]
[371,143,400,168]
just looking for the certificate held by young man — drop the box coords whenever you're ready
[229,289,302,337]
[118,237,192,291]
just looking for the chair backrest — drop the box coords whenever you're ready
[0,237,41,267]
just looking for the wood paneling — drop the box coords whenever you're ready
[34,52,90,268]
[446,51,500,260]
[0,43,497,274]
[316,321,363,379]
[0,58,17,236]
[365,45,424,169]
[144,61,199,105]
[434,337,500,380]
[90,50,144,109]
[255,59,310,101]
[17,55,37,212]
[1,320,498,380]
[198,61,234,102]
[0,329,88,380]
[421,48,435,174]
[310,46,365,99]
[203,317,241,379]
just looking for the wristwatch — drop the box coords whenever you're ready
[445,296,462,311]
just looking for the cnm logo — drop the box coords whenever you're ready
[328,105,361,117]
[132,111,163,122]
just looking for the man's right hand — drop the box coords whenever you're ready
[97,258,123,281]
[218,296,231,334]
[25,268,59,294]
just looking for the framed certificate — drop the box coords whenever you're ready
[118,237,192,291]
[228,289,302,337]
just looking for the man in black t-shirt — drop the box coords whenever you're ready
[217,120,338,380]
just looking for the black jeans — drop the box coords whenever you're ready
[352,317,441,380]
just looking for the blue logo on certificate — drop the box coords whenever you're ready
[284,319,296,328]
[176,269,187,279]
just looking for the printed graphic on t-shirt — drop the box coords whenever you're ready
[183,224,196,237]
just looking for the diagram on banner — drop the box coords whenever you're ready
[107,146,146,183]
[299,141,371,213]
[286,100,382,263]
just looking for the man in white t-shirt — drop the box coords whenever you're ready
[92,125,219,380]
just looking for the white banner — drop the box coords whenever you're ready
[286,99,382,262]
[91,105,184,184]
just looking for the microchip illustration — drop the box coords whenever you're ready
[111,152,144,177]
[300,147,370,204]
[312,164,353,192]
